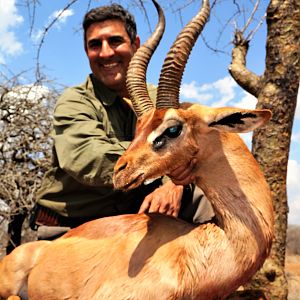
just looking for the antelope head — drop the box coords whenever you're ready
[113,0,208,189]
[113,0,271,191]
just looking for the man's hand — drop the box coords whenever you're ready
[167,158,197,186]
[139,180,183,217]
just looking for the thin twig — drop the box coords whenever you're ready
[35,0,79,82]
[246,12,266,41]
[241,0,260,35]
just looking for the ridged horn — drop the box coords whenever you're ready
[126,0,165,118]
[156,0,210,109]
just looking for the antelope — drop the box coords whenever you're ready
[0,0,274,299]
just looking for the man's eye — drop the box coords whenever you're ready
[88,41,101,49]
[109,37,124,47]
[164,125,182,138]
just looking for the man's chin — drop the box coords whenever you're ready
[98,75,125,91]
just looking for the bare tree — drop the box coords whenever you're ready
[228,0,300,299]
[0,71,57,252]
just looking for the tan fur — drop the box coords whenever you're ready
[0,104,274,300]
[113,104,274,299]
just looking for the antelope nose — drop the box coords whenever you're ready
[114,161,128,174]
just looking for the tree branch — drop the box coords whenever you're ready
[35,0,79,82]
[228,31,262,97]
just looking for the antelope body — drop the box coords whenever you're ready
[0,0,274,299]
[113,103,274,299]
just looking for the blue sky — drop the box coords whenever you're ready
[1,0,299,224]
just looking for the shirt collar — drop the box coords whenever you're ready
[89,74,119,107]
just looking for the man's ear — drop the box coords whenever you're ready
[133,35,141,51]
[208,108,272,133]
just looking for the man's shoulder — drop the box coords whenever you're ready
[60,76,92,97]
[57,76,97,106]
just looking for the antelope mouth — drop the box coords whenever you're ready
[114,173,161,191]
[114,173,145,191]
[144,177,160,185]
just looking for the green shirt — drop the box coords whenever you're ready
[37,74,158,218]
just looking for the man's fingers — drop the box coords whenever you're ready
[148,201,161,213]
[167,204,180,217]
[158,203,170,214]
[138,198,151,213]
[139,181,183,215]
[171,209,179,217]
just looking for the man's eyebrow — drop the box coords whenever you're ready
[109,34,125,40]
[87,38,100,44]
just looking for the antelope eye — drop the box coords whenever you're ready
[153,136,166,150]
[165,125,182,138]
[152,124,182,151]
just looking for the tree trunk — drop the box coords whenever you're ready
[228,0,300,299]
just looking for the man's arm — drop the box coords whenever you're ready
[53,89,130,187]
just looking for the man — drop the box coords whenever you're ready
[31,4,214,239]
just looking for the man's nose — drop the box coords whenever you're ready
[99,41,114,58]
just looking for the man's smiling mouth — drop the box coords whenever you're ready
[102,62,119,69]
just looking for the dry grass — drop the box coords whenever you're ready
[286,255,300,300]
[0,220,8,259]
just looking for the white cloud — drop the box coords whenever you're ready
[0,53,4,64]
[288,195,300,225]
[32,9,74,42]
[0,0,23,32]
[210,77,237,107]
[31,29,44,43]
[239,132,253,150]
[180,81,213,103]
[0,31,23,54]
[287,159,300,225]
[287,159,300,188]
[51,9,74,29]
[0,0,24,59]
[295,87,300,119]
[233,91,257,109]
[291,130,300,144]
[180,76,238,107]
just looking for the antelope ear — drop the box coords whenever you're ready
[208,108,272,133]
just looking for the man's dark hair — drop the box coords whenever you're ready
[83,4,137,47]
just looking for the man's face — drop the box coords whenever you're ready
[85,19,140,96]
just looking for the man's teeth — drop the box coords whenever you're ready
[103,63,118,68]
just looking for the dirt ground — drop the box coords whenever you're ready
[286,255,300,300]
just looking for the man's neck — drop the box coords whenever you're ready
[116,87,130,99]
